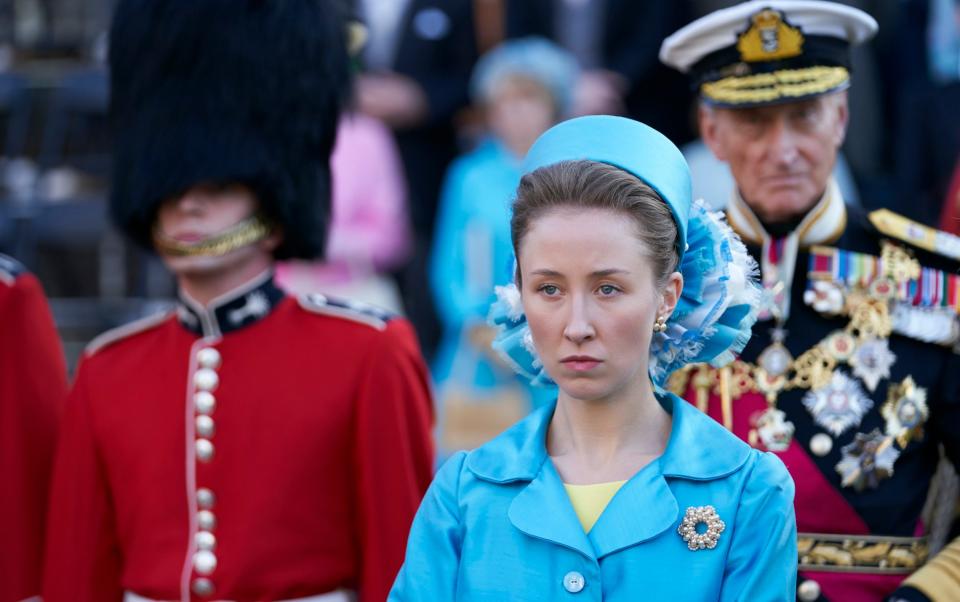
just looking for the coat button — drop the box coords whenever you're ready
[196,415,215,438]
[196,439,215,462]
[193,549,217,575]
[194,368,219,392]
[197,488,216,509]
[196,347,222,369]
[809,433,833,457]
[195,530,217,551]
[194,392,216,415]
[562,571,585,593]
[198,510,217,531]
[191,577,215,596]
[798,579,821,601]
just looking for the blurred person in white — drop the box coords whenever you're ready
[430,38,575,453]
[276,110,412,312]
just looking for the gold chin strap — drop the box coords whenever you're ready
[153,216,273,257]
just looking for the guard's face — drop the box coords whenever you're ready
[700,91,848,223]
[155,183,279,276]
[518,207,680,404]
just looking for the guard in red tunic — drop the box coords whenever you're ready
[0,254,66,602]
[42,2,434,601]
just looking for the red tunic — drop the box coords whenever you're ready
[43,276,434,601]
[0,255,67,602]
[938,158,960,236]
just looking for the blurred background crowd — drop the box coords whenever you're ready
[2,0,959,452]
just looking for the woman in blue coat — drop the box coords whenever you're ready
[391,116,797,601]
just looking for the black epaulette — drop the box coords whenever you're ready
[0,253,26,285]
[296,293,396,331]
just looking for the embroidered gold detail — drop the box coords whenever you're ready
[848,298,893,340]
[798,533,929,574]
[737,9,804,62]
[880,240,922,284]
[701,66,849,105]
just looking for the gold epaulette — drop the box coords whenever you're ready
[869,209,960,262]
[903,535,960,599]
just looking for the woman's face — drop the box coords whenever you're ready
[518,207,680,403]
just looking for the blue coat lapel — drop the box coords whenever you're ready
[587,460,679,559]
[588,396,751,557]
[465,392,752,560]
[508,460,596,560]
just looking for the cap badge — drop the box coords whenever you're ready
[737,9,804,62]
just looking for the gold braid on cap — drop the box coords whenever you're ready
[153,215,273,257]
[701,66,849,105]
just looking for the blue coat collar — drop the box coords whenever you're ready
[466,391,751,483]
[465,392,752,560]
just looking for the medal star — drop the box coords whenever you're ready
[753,407,795,452]
[881,376,929,448]
[802,371,873,437]
[849,337,896,393]
[835,429,900,491]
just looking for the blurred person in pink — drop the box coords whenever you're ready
[355,0,479,356]
[276,112,412,312]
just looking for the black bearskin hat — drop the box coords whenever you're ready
[108,0,351,259]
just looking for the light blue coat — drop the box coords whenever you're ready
[429,138,556,409]
[390,393,797,601]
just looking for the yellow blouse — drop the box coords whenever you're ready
[563,480,628,533]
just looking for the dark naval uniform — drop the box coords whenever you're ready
[658,2,960,598]
[671,196,960,601]
[0,254,67,602]
[44,274,434,601]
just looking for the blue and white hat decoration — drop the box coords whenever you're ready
[488,115,762,386]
